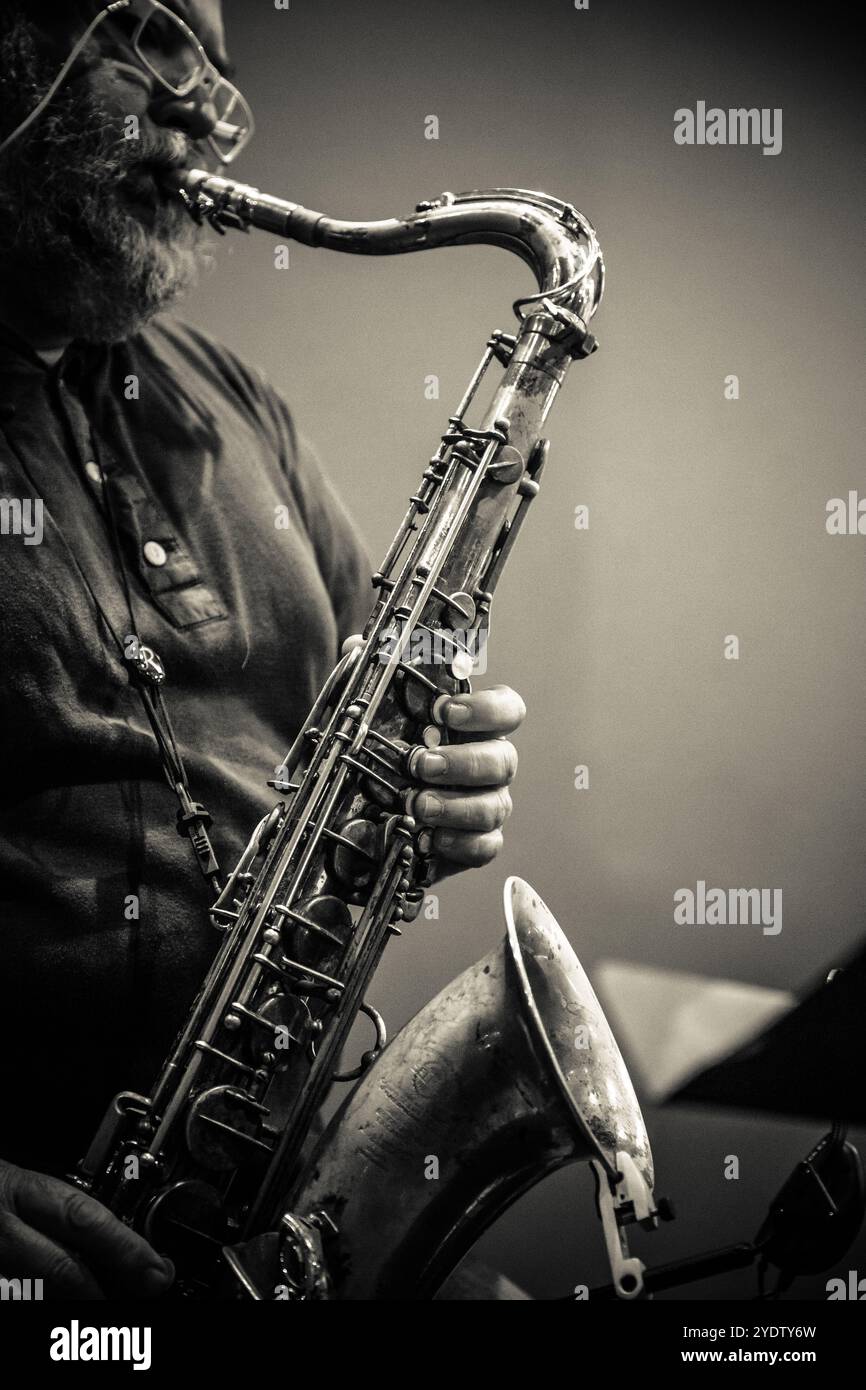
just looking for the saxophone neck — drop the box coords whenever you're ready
[177,171,604,324]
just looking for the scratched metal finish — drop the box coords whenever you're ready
[289,876,654,1299]
[505,877,654,1192]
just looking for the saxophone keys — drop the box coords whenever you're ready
[486,443,525,484]
[451,648,475,681]
[186,1085,271,1172]
[142,1178,230,1274]
[433,588,476,624]
[273,894,352,963]
[325,817,382,891]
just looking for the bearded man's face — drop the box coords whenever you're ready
[0,5,228,343]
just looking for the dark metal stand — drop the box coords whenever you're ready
[557,1127,864,1300]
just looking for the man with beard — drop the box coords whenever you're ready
[0,1,525,1298]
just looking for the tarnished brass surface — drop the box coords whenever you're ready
[286,877,653,1299]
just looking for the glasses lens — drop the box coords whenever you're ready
[209,81,254,163]
[135,8,205,94]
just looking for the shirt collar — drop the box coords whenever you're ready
[0,321,111,389]
[0,319,52,372]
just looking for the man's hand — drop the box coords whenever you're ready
[410,685,525,875]
[340,638,525,875]
[0,1159,174,1299]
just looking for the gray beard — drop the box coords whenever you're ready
[38,166,209,345]
[0,21,211,343]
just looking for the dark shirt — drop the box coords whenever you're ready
[0,318,370,1175]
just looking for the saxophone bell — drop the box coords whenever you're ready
[224,877,661,1301]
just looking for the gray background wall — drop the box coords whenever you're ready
[181,0,866,1298]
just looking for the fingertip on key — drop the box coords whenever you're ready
[419,751,447,778]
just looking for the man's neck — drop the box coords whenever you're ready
[0,288,73,362]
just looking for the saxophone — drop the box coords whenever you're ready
[75,173,663,1300]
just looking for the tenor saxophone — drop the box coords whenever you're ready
[75,173,663,1299]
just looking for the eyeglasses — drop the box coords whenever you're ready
[0,0,254,165]
[107,0,254,164]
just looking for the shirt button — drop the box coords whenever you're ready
[143,540,168,567]
[85,460,103,484]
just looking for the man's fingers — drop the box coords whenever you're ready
[411,739,518,788]
[438,685,526,735]
[12,1169,173,1297]
[0,1211,106,1298]
[431,828,505,867]
[415,786,512,832]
